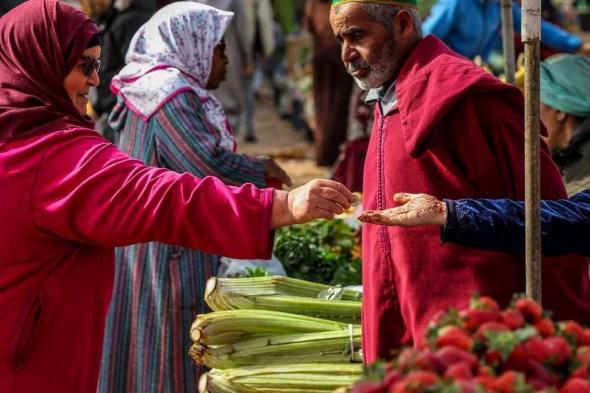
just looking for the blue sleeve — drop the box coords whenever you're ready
[442,191,590,256]
[422,0,458,40]
[153,92,267,188]
[512,3,581,53]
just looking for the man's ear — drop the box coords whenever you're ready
[556,111,567,123]
[394,10,414,39]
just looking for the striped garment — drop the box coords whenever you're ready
[98,91,266,393]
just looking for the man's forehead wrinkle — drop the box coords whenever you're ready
[335,24,361,34]
[331,11,364,34]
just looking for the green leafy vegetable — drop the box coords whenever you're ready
[274,219,361,286]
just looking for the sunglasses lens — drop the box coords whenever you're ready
[81,57,101,76]
[85,61,94,76]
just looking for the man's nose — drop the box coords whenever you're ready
[341,43,359,64]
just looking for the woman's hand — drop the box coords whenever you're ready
[270,179,357,228]
[359,193,447,227]
[258,156,293,187]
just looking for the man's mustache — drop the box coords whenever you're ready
[346,59,371,75]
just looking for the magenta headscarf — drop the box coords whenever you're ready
[0,0,99,142]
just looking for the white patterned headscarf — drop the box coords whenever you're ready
[111,2,235,150]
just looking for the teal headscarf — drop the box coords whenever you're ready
[540,55,590,119]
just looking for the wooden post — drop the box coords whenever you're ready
[501,0,516,83]
[521,0,542,303]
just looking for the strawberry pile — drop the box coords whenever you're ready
[350,295,590,393]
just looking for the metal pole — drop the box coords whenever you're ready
[521,0,542,303]
[501,0,516,83]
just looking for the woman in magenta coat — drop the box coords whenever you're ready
[0,1,355,392]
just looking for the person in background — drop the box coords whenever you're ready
[306,0,354,167]
[82,0,152,143]
[241,0,276,143]
[540,54,590,196]
[266,0,295,116]
[329,0,590,364]
[196,0,250,134]
[0,1,354,392]
[422,0,590,64]
[359,190,590,257]
[99,3,292,392]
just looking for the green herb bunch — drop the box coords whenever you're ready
[274,219,361,286]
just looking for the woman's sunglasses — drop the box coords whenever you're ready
[79,55,101,77]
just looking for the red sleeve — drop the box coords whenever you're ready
[31,129,274,259]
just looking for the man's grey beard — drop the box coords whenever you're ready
[346,40,399,91]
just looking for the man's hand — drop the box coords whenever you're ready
[359,193,447,227]
[258,156,293,187]
[578,42,590,57]
[270,179,357,228]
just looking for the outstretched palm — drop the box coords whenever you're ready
[359,193,447,227]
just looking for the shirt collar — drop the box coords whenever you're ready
[365,81,398,114]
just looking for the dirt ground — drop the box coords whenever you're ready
[235,98,331,188]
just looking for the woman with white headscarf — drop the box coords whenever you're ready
[99,3,291,392]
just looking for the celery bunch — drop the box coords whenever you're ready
[198,364,363,393]
[190,327,362,369]
[205,276,361,324]
[191,309,357,345]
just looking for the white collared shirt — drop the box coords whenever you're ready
[365,82,398,116]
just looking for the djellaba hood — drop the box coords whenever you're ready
[395,35,534,158]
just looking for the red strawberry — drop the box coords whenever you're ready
[561,321,585,343]
[571,365,590,379]
[390,381,409,393]
[397,348,423,371]
[527,378,549,391]
[543,336,572,367]
[397,348,442,373]
[576,346,590,364]
[383,371,403,388]
[415,337,430,350]
[445,362,473,380]
[525,359,559,387]
[478,365,495,377]
[405,371,438,385]
[484,350,503,367]
[524,336,551,364]
[535,318,556,337]
[475,321,510,341]
[561,378,590,393]
[494,371,525,393]
[456,380,479,393]
[470,295,500,311]
[579,330,590,346]
[391,371,438,393]
[514,298,543,324]
[474,375,496,391]
[351,381,388,393]
[505,343,528,371]
[437,326,473,351]
[502,309,525,330]
[462,309,502,332]
[435,346,478,371]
